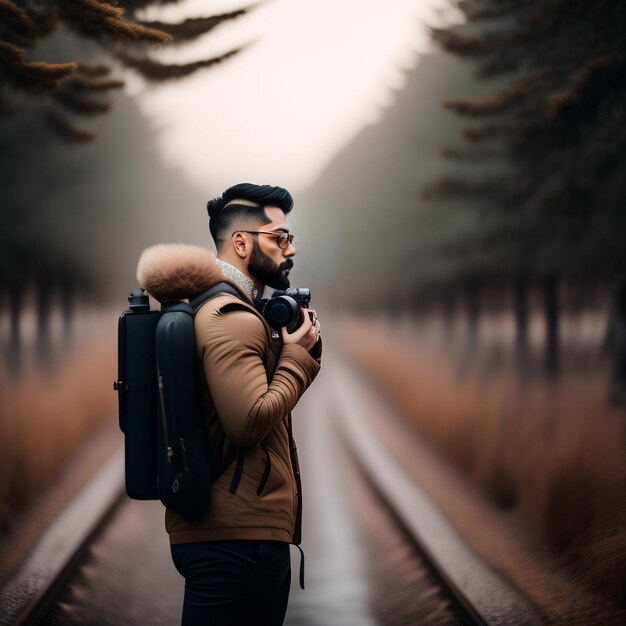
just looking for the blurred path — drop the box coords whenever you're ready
[287,357,462,625]
[284,369,376,626]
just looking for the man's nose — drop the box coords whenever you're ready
[284,242,296,257]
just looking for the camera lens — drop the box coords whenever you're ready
[267,299,292,325]
[265,296,299,329]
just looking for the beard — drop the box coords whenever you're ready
[248,239,293,290]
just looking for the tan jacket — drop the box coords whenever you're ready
[136,243,321,546]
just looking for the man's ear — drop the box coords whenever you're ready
[232,232,250,259]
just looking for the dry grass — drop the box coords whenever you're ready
[0,333,116,527]
[337,314,626,603]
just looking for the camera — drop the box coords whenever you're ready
[254,288,312,334]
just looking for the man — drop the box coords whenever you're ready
[137,183,321,625]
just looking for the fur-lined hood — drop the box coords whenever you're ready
[136,243,229,303]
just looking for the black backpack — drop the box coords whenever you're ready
[115,281,246,518]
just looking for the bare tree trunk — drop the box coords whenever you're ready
[8,281,24,374]
[514,277,529,367]
[543,275,560,377]
[59,278,75,348]
[465,279,481,351]
[0,283,4,353]
[442,292,456,346]
[36,273,53,362]
[608,280,626,405]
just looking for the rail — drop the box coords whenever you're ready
[0,450,125,626]
[327,357,546,626]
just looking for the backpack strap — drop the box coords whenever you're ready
[190,281,247,313]
[190,281,251,492]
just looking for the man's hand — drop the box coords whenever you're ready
[281,309,319,352]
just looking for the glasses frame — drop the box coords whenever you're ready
[233,230,295,250]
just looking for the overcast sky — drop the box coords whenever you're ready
[127,0,461,195]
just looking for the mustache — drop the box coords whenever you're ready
[281,260,294,270]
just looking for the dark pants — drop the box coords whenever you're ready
[170,540,291,626]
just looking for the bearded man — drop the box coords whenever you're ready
[141,183,322,625]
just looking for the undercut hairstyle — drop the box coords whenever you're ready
[207,183,294,251]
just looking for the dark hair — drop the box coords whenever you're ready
[207,183,294,250]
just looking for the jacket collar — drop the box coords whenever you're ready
[215,258,259,302]
[136,243,247,304]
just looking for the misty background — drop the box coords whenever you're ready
[1,1,625,622]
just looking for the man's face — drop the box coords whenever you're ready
[247,206,296,290]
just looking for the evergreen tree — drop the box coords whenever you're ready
[427,0,626,377]
[429,0,625,280]
[0,0,250,364]
[0,0,249,141]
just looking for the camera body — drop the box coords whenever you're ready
[254,288,311,334]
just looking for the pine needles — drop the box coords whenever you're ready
[0,0,250,142]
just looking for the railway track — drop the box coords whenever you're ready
[326,357,545,626]
[0,354,545,625]
[0,451,126,626]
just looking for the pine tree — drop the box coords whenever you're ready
[427,0,626,376]
[0,0,249,141]
[0,1,251,365]
[429,0,625,278]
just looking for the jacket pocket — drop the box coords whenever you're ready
[256,444,288,497]
[257,442,272,495]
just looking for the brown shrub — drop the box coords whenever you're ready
[0,332,116,526]
[337,313,626,602]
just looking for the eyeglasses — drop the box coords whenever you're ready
[233,230,295,250]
